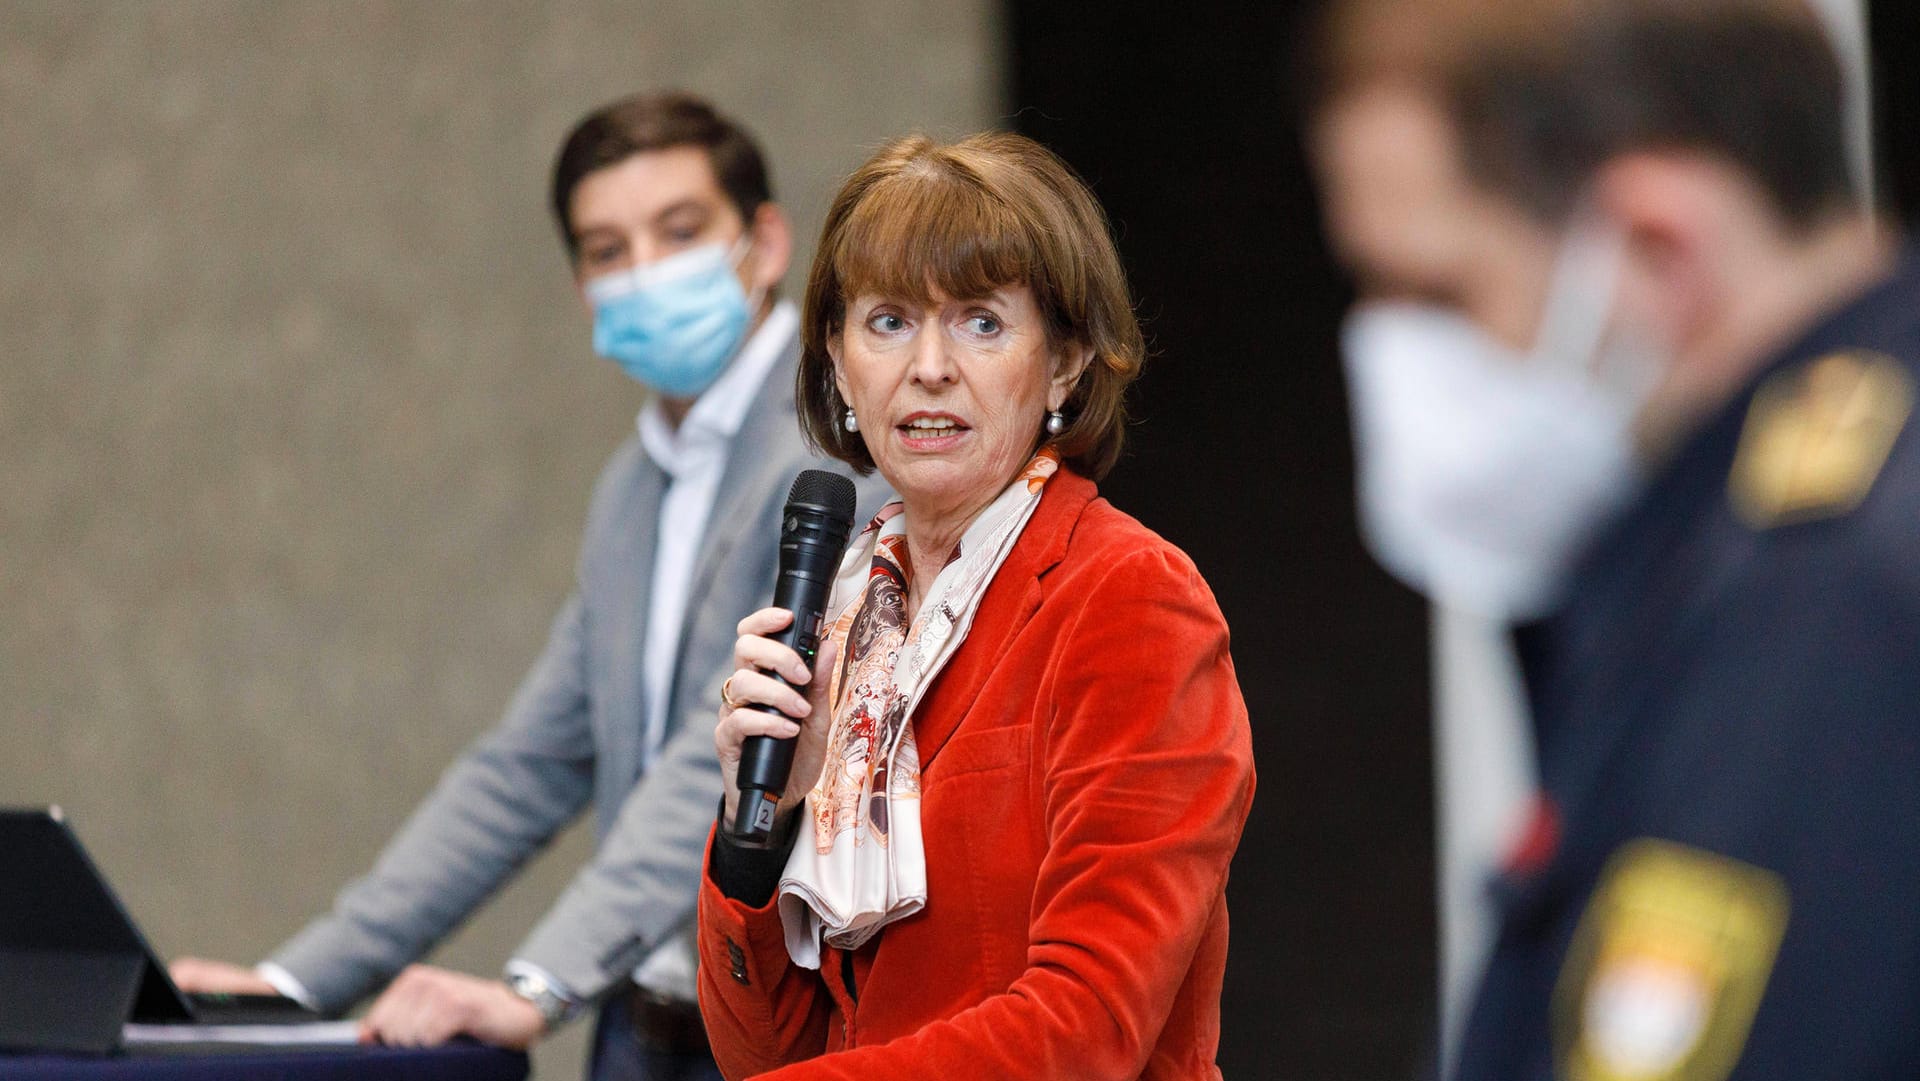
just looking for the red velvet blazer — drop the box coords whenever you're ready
[697,469,1256,1079]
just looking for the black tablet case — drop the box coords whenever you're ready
[0,808,193,1054]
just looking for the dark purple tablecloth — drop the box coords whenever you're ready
[0,1041,528,1081]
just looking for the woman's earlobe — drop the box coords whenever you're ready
[828,338,852,402]
[1051,346,1096,407]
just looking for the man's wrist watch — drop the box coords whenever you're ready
[504,969,576,1030]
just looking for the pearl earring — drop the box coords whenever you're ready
[844,409,859,433]
[1046,410,1065,435]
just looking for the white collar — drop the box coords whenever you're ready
[637,299,798,475]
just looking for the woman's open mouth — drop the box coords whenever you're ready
[898,412,969,447]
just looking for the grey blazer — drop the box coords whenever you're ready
[269,337,888,1013]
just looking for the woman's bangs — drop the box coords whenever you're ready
[832,173,1035,306]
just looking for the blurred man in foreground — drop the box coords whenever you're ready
[1311,0,1920,1075]
[172,92,882,1080]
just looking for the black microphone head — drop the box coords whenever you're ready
[788,469,858,527]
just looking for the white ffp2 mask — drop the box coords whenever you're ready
[1340,229,1659,621]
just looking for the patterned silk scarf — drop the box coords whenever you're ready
[776,449,1060,969]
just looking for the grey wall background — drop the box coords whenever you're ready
[0,3,1000,1075]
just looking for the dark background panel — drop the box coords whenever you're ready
[1872,1,1920,221]
[1006,2,1436,1076]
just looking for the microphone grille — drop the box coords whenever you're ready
[788,469,858,525]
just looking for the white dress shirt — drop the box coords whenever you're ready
[634,299,796,772]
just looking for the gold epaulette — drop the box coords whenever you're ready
[1728,349,1914,528]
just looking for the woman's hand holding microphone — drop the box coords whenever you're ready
[716,606,839,835]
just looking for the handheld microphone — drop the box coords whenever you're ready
[726,469,859,846]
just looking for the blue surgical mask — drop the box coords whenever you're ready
[586,237,756,398]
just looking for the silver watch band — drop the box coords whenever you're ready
[505,968,576,1028]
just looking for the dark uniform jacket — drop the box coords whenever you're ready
[1457,248,1920,1081]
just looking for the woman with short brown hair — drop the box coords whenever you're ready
[796,131,1145,481]
[696,131,1255,1080]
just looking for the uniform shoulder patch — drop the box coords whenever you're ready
[1729,349,1913,528]
[1553,839,1789,1081]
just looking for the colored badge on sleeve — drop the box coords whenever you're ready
[1553,839,1789,1081]
[1729,350,1913,528]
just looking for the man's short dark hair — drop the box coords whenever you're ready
[1316,0,1855,231]
[549,92,774,262]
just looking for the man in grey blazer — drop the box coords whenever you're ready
[172,93,884,1081]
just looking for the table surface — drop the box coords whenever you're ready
[0,1041,529,1081]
